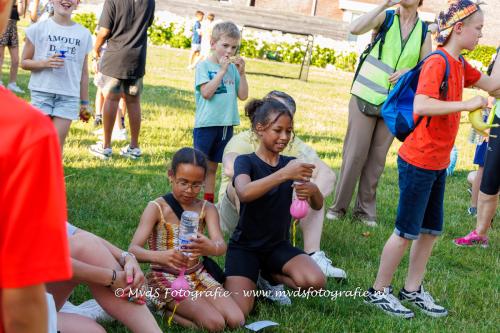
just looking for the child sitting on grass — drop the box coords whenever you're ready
[224,98,326,317]
[129,147,244,332]
[364,0,500,319]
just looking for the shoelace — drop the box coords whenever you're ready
[419,289,436,306]
[386,293,407,310]
[317,251,332,264]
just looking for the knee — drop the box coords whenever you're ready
[224,309,245,329]
[11,58,19,67]
[295,272,326,290]
[69,232,102,259]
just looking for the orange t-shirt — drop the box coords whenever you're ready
[399,48,481,170]
[0,88,72,332]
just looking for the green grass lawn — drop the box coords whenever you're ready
[3,44,499,332]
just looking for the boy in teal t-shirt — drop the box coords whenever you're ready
[193,21,248,203]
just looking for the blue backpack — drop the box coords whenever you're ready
[381,50,457,142]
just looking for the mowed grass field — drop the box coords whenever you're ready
[3,42,499,332]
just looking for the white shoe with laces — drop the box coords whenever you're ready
[310,251,347,280]
[364,286,414,318]
[61,300,114,322]
[120,145,142,159]
[256,275,291,306]
[398,285,448,317]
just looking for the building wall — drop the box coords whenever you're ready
[254,0,314,16]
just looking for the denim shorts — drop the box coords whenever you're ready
[193,126,233,163]
[394,156,447,240]
[100,74,143,96]
[31,90,79,120]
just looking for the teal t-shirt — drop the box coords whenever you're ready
[194,60,241,128]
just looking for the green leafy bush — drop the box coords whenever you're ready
[463,45,496,67]
[73,12,97,34]
[148,22,174,46]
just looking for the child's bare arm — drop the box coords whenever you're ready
[235,159,314,203]
[234,57,248,100]
[129,202,188,270]
[2,285,48,333]
[199,69,227,100]
[80,55,89,102]
[294,182,323,210]
[414,94,488,116]
[21,38,63,71]
[92,27,110,60]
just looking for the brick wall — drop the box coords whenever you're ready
[254,0,314,16]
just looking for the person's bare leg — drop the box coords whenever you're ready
[271,254,326,290]
[124,94,141,148]
[202,286,245,329]
[373,234,410,290]
[404,234,437,291]
[205,160,218,198]
[51,117,72,151]
[57,313,106,333]
[102,91,120,148]
[476,191,498,236]
[224,276,256,317]
[8,45,19,84]
[471,167,484,209]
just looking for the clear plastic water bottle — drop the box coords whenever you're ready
[468,127,481,145]
[178,211,199,256]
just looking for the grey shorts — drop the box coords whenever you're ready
[101,74,143,96]
[217,191,239,234]
[31,90,79,120]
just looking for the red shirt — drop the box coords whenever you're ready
[0,88,72,331]
[399,48,482,170]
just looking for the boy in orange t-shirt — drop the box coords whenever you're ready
[364,0,500,319]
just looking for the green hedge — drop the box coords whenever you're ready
[73,13,494,73]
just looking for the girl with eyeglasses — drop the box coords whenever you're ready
[129,147,244,331]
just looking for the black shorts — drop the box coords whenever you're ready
[480,114,500,195]
[224,241,305,283]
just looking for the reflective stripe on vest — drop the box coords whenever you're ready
[351,14,424,106]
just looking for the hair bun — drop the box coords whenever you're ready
[244,99,265,121]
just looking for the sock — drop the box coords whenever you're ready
[204,193,214,203]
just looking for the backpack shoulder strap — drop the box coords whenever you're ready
[162,193,184,221]
[377,10,396,59]
[429,50,451,99]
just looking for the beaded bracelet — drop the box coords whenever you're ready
[106,269,117,288]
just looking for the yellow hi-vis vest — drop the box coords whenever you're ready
[351,13,424,106]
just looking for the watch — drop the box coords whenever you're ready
[120,251,136,266]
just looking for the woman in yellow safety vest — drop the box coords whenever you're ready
[327,0,432,226]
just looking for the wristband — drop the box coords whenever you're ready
[80,100,89,106]
[120,251,136,266]
[106,269,117,288]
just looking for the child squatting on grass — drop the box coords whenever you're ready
[194,21,249,204]
[223,98,326,317]
[21,0,93,151]
[364,0,500,319]
[128,147,244,332]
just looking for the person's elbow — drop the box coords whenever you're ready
[223,163,234,179]
[238,91,248,101]
[20,60,30,70]
[413,95,428,116]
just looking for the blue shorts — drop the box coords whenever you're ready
[193,126,233,163]
[473,141,488,166]
[31,90,79,120]
[394,157,446,240]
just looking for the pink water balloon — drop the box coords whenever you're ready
[170,268,190,302]
[290,198,309,219]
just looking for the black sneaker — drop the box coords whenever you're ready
[364,286,414,318]
[398,285,448,318]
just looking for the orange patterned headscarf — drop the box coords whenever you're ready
[435,0,483,45]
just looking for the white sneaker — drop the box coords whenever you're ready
[120,145,142,159]
[256,275,291,306]
[89,142,112,159]
[310,251,347,280]
[7,82,25,94]
[61,300,114,322]
[325,208,343,221]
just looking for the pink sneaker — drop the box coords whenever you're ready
[453,230,489,248]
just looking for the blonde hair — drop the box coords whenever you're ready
[211,21,240,42]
